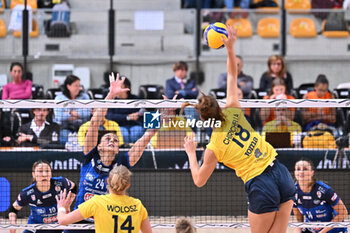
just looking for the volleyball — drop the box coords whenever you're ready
[203,22,228,49]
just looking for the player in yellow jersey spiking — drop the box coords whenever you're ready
[183,25,295,233]
[56,165,152,233]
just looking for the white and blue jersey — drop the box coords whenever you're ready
[74,146,130,210]
[16,177,73,224]
[294,181,347,233]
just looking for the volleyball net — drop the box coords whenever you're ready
[0,99,349,231]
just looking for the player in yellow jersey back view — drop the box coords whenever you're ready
[56,165,152,233]
[183,25,295,233]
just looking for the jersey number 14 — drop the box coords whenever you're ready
[113,215,134,233]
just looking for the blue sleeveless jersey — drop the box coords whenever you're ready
[74,147,130,209]
[294,181,347,233]
[16,177,73,224]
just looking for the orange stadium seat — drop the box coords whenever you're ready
[257,18,280,38]
[321,19,349,38]
[289,18,317,37]
[12,19,39,37]
[226,18,253,38]
[11,0,37,10]
[0,0,5,13]
[285,0,311,12]
[0,18,6,37]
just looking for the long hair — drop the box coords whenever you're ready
[108,165,132,193]
[181,93,225,123]
[10,62,24,72]
[267,78,287,96]
[295,157,316,188]
[32,160,52,182]
[175,218,196,233]
[267,55,286,78]
[62,74,80,99]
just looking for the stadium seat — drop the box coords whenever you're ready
[289,18,317,38]
[333,88,350,99]
[257,18,280,38]
[138,85,165,99]
[209,88,226,99]
[251,89,268,99]
[226,18,253,38]
[0,18,6,37]
[11,0,37,10]
[0,0,5,13]
[31,84,45,99]
[87,88,108,100]
[14,108,32,125]
[252,0,279,13]
[337,82,350,89]
[285,0,311,12]
[12,19,39,38]
[46,88,62,99]
[321,19,349,38]
[293,83,314,99]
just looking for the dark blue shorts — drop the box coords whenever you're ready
[245,159,295,214]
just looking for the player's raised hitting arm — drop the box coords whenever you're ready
[83,73,129,154]
[223,25,240,109]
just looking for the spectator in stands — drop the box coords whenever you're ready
[223,0,250,18]
[182,0,213,8]
[54,75,91,145]
[17,108,60,147]
[176,217,196,233]
[262,108,302,147]
[302,74,336,130]
[218,55,254,98]
[0,109,18,147]
[260,78,295,125]
[259,55,293,94]
[2,62,32,100]
[312,0,343,20]
[77,108,124,147]
[106,76,145,145]
[293,158,348,233]
[166,61,199,100]
[237,87,251,123]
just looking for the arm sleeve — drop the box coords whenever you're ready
[2,85,9,99]
[140,203,148,221]
[324,186,340,207]
[82,146,98,164]
[184,80,199,99]
[286,72,293,94]
[165,79,176,99]
[16,191,28,207]
[78,196,97,219]
[114,151,130,168]
[259,74,267,90]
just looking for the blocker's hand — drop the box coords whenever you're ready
[56,189,76,211]
[107,73,130,99]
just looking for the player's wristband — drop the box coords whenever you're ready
[57,207,66,214]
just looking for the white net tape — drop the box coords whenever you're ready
[0,222,349,229]
[0,99,349,108]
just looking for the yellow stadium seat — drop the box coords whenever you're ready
[289,18,317,37]
[0,0,5,13]
[11,0,37,10]
[285,0,311,12]
[0,18,6,37]
[257,18,280,38]
[13,19,39,37]
[253,0,279,13]
[226,18,253,38]
[321,19,349,38]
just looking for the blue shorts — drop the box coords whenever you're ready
[245,159,295,214]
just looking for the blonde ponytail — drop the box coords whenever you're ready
[175,217,196,233]
[108,165,132,193]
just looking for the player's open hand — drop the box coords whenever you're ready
[107,73,130,99]
[184,133,197,156]
[56,189,76,210]
[222,24,237,50]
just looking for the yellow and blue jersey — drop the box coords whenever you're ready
[78,193,148,233]
[207,107,277,183]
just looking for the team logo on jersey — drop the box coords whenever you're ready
[313,200,320,205]
[26,189,34,195]
[331,193,338,201]
[318,186,325,193]
[55,185,61,192]
[317,191,322,199]
[31,195,36,201]
[86,173,94,181]
[84,193,94,201]
[42,193,52,199]
[37,199,43,205]
[36,208,45,214]
[254,148,263,158]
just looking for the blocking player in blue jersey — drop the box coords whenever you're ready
[293,158,348,233]
[8,160,76,233]
[66,73,163,233]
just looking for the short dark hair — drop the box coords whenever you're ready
[10,62,23,72]
[120,75,131,96]
[173,61,188,72]
[315,74,329,86]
